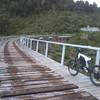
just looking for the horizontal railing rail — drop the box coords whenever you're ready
[20,37,100,65]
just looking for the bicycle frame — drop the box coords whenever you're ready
[78,53,91,68]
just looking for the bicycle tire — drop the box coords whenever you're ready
[90,65,100,86]
[68,59,79,76]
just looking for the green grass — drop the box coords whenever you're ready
[70,32,100,47]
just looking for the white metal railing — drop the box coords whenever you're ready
[20,37,100,65]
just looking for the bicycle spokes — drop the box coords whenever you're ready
[68,60,79,76]
[93,67,100,80]
[90,66,100,86]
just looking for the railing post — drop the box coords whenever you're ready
[61,45,66,65]
[45,42,49,57]
[28,39,30,49]
[23,38,25,45]
[25,38,27,47]
[27,39,30,48]
[96,50,100,65]
[36,40,39,52]
[21,38,23,44]
[26,38,27,47]
[22,38,24,45]
[29,40,32,49]
[20,37,22,44]
[26,39,28,48]
[28,39,30,48]
[24,38,25,45]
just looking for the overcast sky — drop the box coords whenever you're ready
[74,0,100,7]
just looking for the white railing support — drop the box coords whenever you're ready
[20,39,24,44]
[20,37,22,44]
[25,38,27,46]
[28,39,29,48]
[96,50,100,65]
[26,38,27,47]
[24,38,25,45]
[27,39,29,48]
[36,40,39,52]
[29,40,32,49]
[26,38,28,47]
[45,42,49,57]
[23,38,25,46]
[24,38,26,46]
[61,45,66,65]
[23,38,25,45]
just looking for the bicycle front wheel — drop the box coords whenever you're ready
[90,65,100,86]
[68,59,79,76]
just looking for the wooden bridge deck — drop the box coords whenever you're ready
[0,39,98,100]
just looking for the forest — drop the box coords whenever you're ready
[0,0,100,35]
[0,0,98,16]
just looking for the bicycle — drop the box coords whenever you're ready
[68,48,100,86]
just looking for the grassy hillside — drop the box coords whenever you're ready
[71,32,100,47]
[9,10,100,35]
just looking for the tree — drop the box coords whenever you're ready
[92,2,97,11]
[0,16,10,35]
[74,0,98,13]
[74,0,85,12]
[0,0,99,16]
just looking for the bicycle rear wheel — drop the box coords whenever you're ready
[90,65,100,86]
[68,59,79,76]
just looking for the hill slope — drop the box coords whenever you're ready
[9,10,100,35]
[1,10,100,47]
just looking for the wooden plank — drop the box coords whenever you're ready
[1,90,97,100]
[0,56,36,58]
[0,69,53,75]
[0,73,60,80]
[0,64,51,70]
[0,84,78,98]
[0,77,64,85]
[0,80,68,88]
[0,76,63,82]
[0,72,41,76]
[0,90,73,100]
[0,66,51,70]
[40,94,97,100]
[0,82,71,92]
[0,90,74,100]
